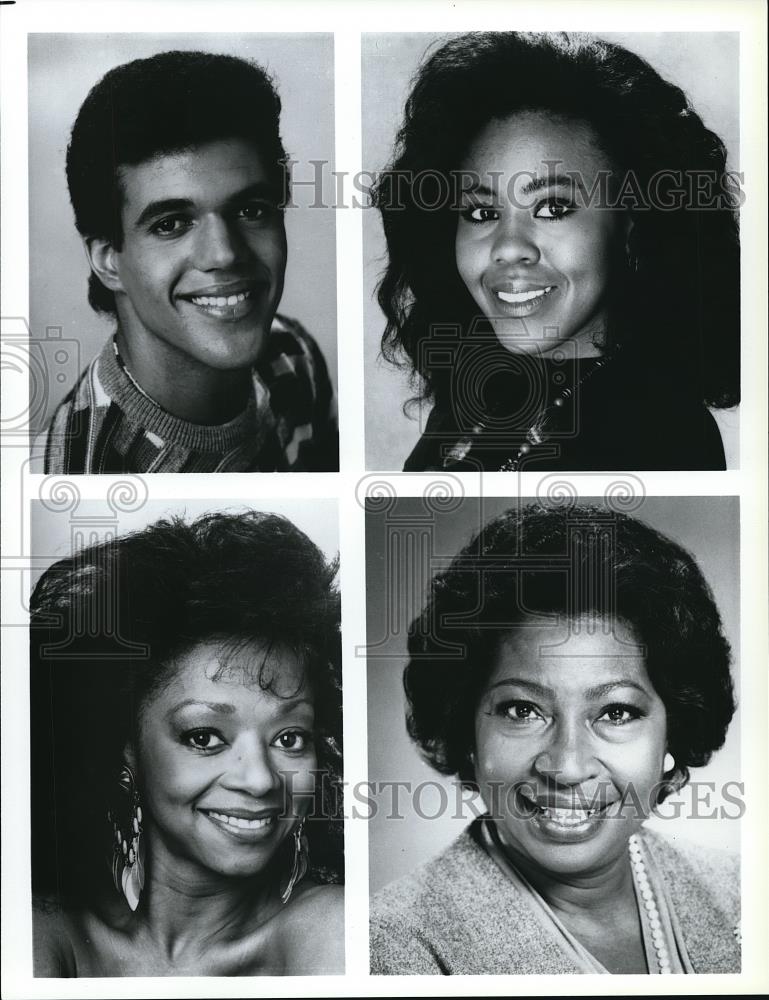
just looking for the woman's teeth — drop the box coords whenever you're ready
[539,806,596,826]
[496,286,553,304]
[208,811,272,830]
[191,290,252,307]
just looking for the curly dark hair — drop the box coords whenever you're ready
[372,32,740,409]
[30,510,343,906]
[66,50,289,315]
[404,504,735,794]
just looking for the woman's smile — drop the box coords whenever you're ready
[486,280,557,318]
[456,111,630,359]
[514,787,620,842]
[474,617,668,878]
[131,639,317,881]
[201,808,279,843]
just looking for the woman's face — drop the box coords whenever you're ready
[455,111,629,359]
[473,617,668,881]
[132,640,317,884]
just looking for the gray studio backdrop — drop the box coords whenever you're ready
[362,32,740,470]
[31,496,340,589]
[28,33,337,435]
[366,495,740,894]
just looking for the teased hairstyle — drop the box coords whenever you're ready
[373,32,740,409]
[405,504,735,793]
[31,511,343,905]
[66,50,289,315]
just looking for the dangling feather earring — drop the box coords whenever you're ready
[107,764,145,912]
[281,818,309,905]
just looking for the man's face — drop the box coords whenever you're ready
[109,138,287,373]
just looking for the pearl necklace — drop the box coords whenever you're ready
[628,833,672,974]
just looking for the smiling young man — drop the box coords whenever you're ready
[38,51,338,473]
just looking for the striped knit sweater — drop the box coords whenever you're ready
[35,316,338,473]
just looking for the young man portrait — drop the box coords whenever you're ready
[31,39,337,473]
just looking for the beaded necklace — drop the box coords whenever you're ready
[498,350,617,471]
[440,349,618,471]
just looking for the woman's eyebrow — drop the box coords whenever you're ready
[584,680,650,700]
[166,699,236,719]
[485,676,552,697]
[460,181,496,198]
[484,677,650,700]
[273,696,314,716]
[520,173,574,196]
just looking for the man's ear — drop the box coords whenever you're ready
[84,237,125,294]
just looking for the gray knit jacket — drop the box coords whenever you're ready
[370,822,740,975]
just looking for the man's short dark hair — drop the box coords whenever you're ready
[66,50,289,315]
[404,503,735,793]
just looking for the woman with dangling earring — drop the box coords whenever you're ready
[30,510,344,976]
[370,503,739,975]
[370,32,739,471]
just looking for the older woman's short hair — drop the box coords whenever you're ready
[31,511,342,902]
[373,32,739,410]
[404,504,735,787]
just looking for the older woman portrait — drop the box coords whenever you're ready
[365,32,740,470]
[30,508,343,976]
[368,499,739,974]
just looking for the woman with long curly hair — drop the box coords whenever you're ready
[372,33,739,471]
[31,511,344,976]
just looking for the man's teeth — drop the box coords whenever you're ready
[191,290,252,307]
[209,811,272,830]
[497,286,552,304]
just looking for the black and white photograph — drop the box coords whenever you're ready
[29,497,344,976]
[363,32,741,471]
[28,33,338,473]
[366,495,740,974]
[1,1,767,997]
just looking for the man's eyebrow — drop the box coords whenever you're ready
[134,198,195,229]
[133,182,279,229]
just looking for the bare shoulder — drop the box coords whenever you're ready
[293,881,344,915]
[280,883,345,974]
[32,896,74,977]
